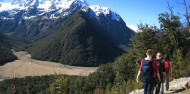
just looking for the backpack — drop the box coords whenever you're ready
[164,60,170,72]
[157,59,165,81]
[142,59,153,78]
[157,59,164,73]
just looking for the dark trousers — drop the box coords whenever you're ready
[155,82,164,94]
[165,71,170,90]
[155,74,164,94]
[144,78,154,94]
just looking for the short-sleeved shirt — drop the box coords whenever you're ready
[139,57,159,77]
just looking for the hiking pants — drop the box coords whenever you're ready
[144,78,154,94]
[155,82,164,94]
[165,71,170,90]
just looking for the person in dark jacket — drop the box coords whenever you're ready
[155,52,165,94]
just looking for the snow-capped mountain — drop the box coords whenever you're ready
[1,0,88,10]
[0,0,120,20]
[87,5,120,21]
[0,0,89,19]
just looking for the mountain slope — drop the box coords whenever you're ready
[0,46,17,65]
[0,35,17,65]
[29,11,125,66]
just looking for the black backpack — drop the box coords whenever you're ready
[142,59,153,78]
[157,59,164,73]
[157,59,165,80]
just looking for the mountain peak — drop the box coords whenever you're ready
[77,0,88,6]
[0,0,120,21]
[0,0,88,12]
[89,5,110,16]
[85,5,120,21]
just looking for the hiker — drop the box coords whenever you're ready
[155,52,165,94]
[163,53,172,91]
[136,49,161,94]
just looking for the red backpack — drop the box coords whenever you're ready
[164,60,170,72]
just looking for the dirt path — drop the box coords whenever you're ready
[0,51,97,78]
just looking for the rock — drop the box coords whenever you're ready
[129,89,144,94]
[185,81,190,89]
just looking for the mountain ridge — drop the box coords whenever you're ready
[0,0,119,20]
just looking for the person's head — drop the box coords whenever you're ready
[163,53,170,61]
[146,49,153,57]
[156,52,162,59]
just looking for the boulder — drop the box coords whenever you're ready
[185,81,190,89]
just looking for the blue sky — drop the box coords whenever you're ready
[86,0,190,27]
[5,0,190,27]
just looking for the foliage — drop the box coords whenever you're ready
[0,75,55,94]
[0,45,17,65]
[0,34,20,65]
[47,75,70,94]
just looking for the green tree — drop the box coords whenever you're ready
[131,24,158,60]
[48,75,70,94]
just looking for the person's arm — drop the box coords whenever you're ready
[136,71,141,83]
[136,60,142,83]
[157,73,161,82]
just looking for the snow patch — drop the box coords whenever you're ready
[126,23,139,32]
[24,15,36,19]
[84,5,120,21]
[0,3,23,12]
[0,0,88,12]
[89,5,110,16]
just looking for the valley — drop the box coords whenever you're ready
[0,50,97,78]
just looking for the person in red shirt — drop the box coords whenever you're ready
[136,49,161,94]
[163,53,172,91]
